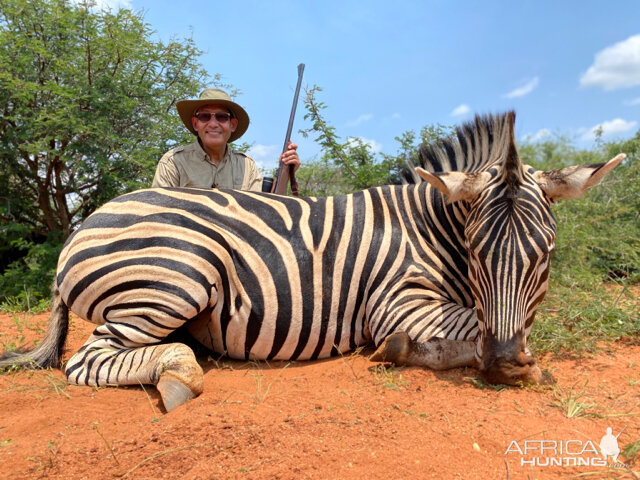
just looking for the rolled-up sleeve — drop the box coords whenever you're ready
[152,153,181,188]
[242,155,264,192]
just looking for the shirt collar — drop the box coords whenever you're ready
[194,139,230,166]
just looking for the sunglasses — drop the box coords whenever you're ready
[194,112,233,123]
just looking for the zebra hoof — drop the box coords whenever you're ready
[157,375,197,412]
[370,331,410,365]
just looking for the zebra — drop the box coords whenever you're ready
[0,112,624,412]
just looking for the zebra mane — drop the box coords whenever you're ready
[405,111,521,183]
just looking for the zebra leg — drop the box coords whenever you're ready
[370,331,476,369]
[65,322,204,412]
[369,300,478,369]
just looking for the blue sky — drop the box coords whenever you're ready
[99,0,640,171]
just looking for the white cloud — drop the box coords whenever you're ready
[503,77,540,98]
[580,118,638,141]
[347,137,383,153]
[534,129,552,141]
[71,0,132,9]
[624,97,640,106]
[247,144,279,169]
[450,104,471,117]
[97,0,131,8]
[391,113,402,120]
[580,34,640,90]
[346,114,373,127]
[522,128,552,142]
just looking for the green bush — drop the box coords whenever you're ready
[528,135,640,354]
[0,231,62,311]
[551,155,640,285]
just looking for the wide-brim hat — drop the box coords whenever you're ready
[176,88,250,143]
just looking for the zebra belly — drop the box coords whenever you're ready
[186,306,370,361]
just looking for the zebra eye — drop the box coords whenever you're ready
[547,245,555,258]
[540,250,553,264]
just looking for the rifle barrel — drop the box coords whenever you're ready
[615,426,627,439]
[273,63,305,194]
[282,63,305,153]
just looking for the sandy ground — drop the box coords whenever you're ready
[0,311,638,480]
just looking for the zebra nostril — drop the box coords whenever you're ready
[515,350,535,366]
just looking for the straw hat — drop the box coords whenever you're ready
[176,88,250,142]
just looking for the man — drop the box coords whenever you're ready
[152,88,300,191]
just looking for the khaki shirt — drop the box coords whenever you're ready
[152,140,262,191]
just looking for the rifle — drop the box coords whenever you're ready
[270,63,305,195]
[615,426,627,439]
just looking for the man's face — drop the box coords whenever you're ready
[191,104,238,152]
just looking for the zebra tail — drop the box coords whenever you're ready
[0,282,69,370]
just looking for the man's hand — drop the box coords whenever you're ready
[280,141,300,171]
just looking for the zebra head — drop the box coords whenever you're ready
[416,112,624,385]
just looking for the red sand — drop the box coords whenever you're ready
[0,312,638,479]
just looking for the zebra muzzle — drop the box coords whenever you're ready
[478,332,545,386]
[480,357,539,386]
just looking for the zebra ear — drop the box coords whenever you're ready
[416,167,490,203]
[532,153,625,201]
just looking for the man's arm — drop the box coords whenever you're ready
[152,154,181,188]
[280,141,300,171]
[272,142,301,194]
[242,156,263,192]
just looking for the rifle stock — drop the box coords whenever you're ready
[272,63,305,195]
